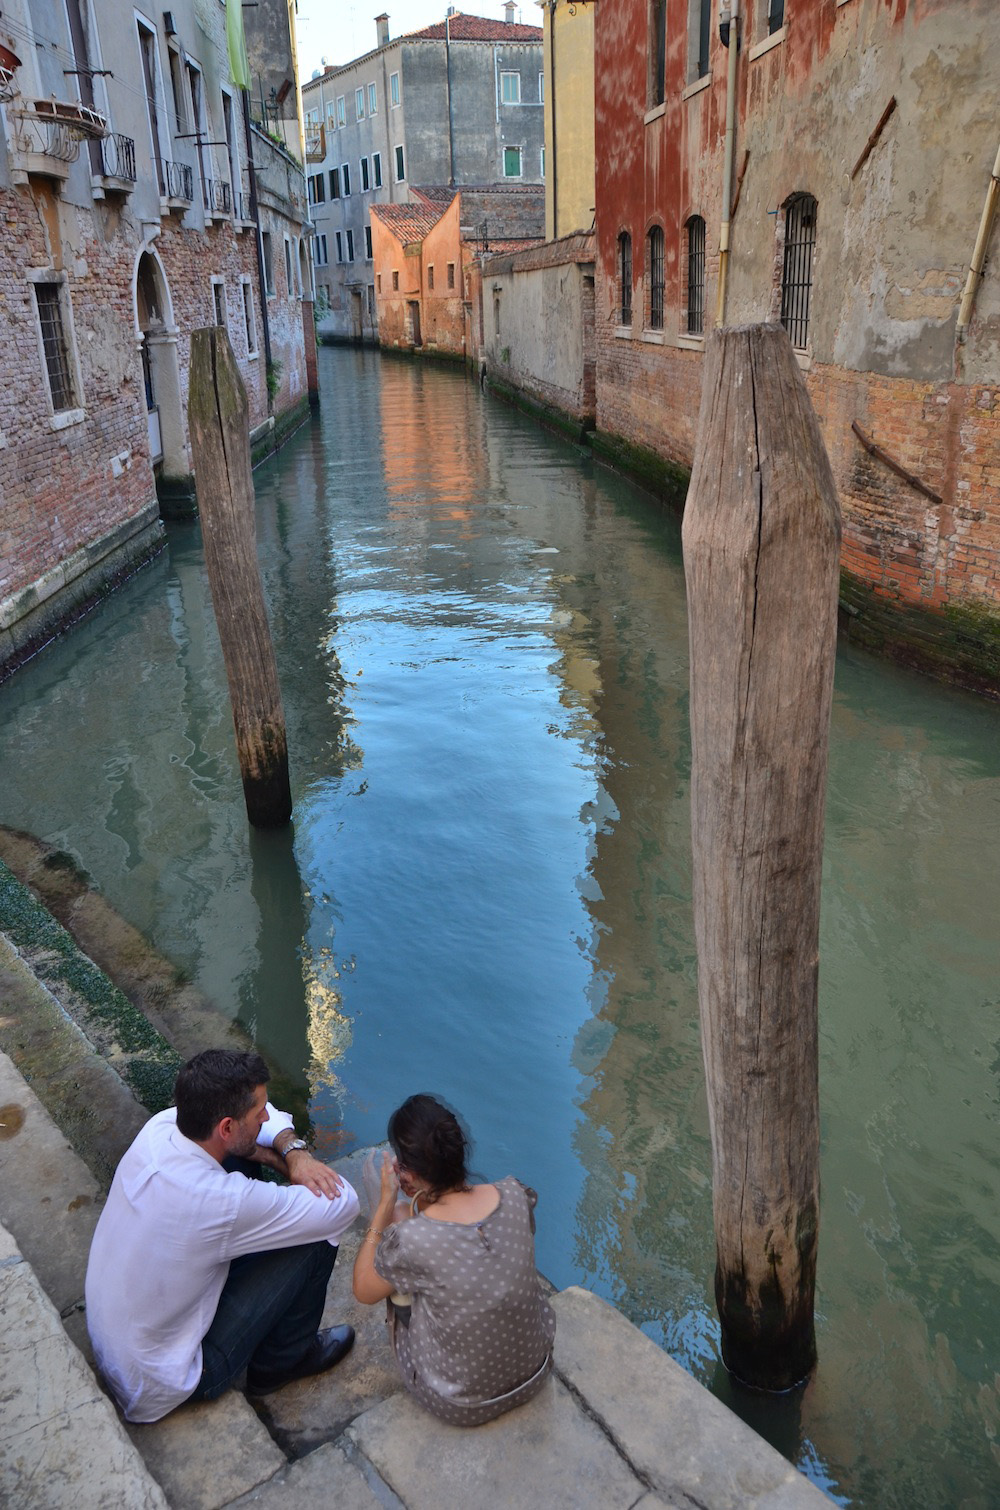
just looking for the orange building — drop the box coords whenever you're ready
[370,195,470,358]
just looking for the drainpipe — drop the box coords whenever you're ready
[242,90,273,376]
[547,1,557,239]
[955,138,1000,344]
[445,14,455,187]
[715,0,740,328]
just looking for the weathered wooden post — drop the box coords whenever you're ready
[682,324,841,1391]
[188,326,292,827]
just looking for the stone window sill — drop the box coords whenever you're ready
[676,334,705,350]
[749,27,786,62]
[50,408,85,431]
[614,324,633,338]
[644,102,666,125]
[682,75,711,102]
[794,349,813,371]
[641,329,665,345]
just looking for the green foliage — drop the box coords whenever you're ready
[266,357,283,402]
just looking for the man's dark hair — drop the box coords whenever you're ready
[174,1050,270,1142]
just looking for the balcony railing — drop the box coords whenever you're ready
[203,177,231,216]
[9,110,80,180]
[100,132,136,183]
[162,158,193,202]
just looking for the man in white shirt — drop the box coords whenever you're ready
[85,1049,360,1423]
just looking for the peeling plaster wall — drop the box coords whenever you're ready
[595,0,1000,689]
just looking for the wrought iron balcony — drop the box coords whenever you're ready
[203,178,231,216]
[305,125,325,162]
[162,158,193,202]
[99,132,136,183]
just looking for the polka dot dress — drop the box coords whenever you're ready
[374,1177,556,1427]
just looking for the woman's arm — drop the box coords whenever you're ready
[352,1151,400,1304]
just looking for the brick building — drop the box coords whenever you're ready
[302,9,545,346]
[595,0,1000,691]
[0,0,313,677]
[371,182,544,361]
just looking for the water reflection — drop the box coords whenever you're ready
[0,349,999,1507]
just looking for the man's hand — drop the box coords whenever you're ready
[285,1149,343,1198]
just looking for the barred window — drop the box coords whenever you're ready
[648,225,665,330]
[33,283,76,412]
[780,194,817,350]
[618,232,632,326]
[686,216,706,334]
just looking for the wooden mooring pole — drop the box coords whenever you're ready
[188,327,292,828]
[681,324,841,1391]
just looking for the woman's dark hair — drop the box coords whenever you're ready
[175,1049,270,1142]
[388,1094,470,1192]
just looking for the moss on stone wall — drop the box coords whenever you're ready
[589,430,691,511]
[485,376,593,446]
[0,858,181,1112]
[839,576,1000,698]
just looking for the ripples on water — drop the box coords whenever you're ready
[2,349,1000,1507]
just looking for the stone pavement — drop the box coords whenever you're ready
[0,1049,830,1509]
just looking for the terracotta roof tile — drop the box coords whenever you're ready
[407,13,542,42]
[369,202,444,244]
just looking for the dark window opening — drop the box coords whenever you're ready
[619,232,632,325]
[648,226,665,330]
[650,0,666,107]
[780,194,817,350]
[768,0,785,35]
[34,283,76,411]
[687,217,705,334]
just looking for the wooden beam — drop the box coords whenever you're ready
[850,96,897,180]
[682,324,841,1391]
[188,326,292,828]
[851,420,943,504]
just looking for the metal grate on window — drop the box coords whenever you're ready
[619,232,632,325]
[648,226,665,330]
[34,283,75,411]
[780,194,817,350]
[687,217,705,334]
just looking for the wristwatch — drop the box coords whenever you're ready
[281,1137,309,1157]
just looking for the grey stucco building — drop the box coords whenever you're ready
[302,9,544,344]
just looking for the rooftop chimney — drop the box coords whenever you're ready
[504,2,516,22]
[375,13,389,48]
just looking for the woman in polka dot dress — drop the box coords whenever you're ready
[352,1094,556,1427]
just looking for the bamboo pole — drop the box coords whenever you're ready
[682,324,841,1391]
[188,326,292,828]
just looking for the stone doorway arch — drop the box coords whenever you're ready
[135,249,187,498]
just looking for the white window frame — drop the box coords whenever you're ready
[284,236,292,292]
[394,143,405,182]
[368,81,377,114]
[336,230,344,263]
[240,276,258,357]
[355,85,365,120]
[211,274,228,329]
[390,71,400,106]
[372,151,382,188]
[539,71,544,103]
[502,144,523,179]
[500,70,521,105]
[342,161,351,195]
[261,229,275,296]
[361,155,370,191]
[336,94,346,126]
[346,227,355,262]
[365,224,372,259]
[28,269,84,426]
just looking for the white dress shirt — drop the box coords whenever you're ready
[85,1104,359,1422]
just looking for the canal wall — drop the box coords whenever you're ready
[473,232,597,430]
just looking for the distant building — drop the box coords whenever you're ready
[301,9,545,345]
[371,182,543,359]
[0,0,312,678]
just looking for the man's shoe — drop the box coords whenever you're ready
[246,1325,355,1396]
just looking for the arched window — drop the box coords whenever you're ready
[618,232,633,326]
[780,194,817,350]
[648,225,665,330]
[686,216,706,335]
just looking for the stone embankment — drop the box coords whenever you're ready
[0,845,829,1508]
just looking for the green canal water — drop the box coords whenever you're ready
[2,347,999,1505]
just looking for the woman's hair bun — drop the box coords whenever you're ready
[388,1094,470,1191]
